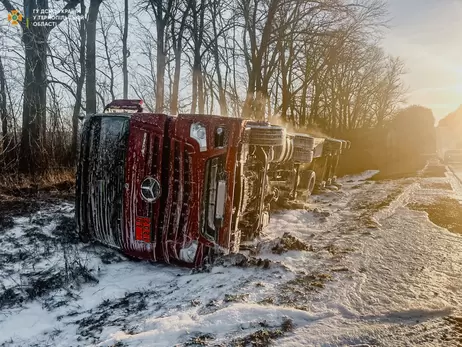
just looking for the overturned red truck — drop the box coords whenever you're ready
[76,100,350,266]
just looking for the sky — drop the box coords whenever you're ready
[383,0,462,121]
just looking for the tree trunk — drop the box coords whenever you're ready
[19,27,48,174]
[0,56,7,155]
[242,76,255,119]
[170,1,190,114]
[86,0,103,115]
[155,13,166,113]
[71,0,86,164]
[198,68,205,114]
[171,48,181,114]
[122,0,129,98]
[190,0,206,114]
[211,1,227,116]
[191,69,197,114]
[0,0,81,174]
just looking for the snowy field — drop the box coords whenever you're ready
[1,168,462,346]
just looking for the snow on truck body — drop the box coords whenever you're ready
[77,100,289,266]
[76,99,350,266]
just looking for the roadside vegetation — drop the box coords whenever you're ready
[1,0,408,180]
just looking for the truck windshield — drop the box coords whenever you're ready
[88,116,129,178]
[83,115,130,248]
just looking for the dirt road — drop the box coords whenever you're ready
[449,164,462,184]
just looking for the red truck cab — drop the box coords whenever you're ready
[76,100,285,266]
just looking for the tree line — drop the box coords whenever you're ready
[0,0,406,175]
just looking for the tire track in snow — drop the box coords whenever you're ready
[277,173,462,346]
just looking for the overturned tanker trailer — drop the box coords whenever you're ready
[76,99,349,267]
[295,137,350,194]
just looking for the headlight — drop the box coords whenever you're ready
[190,123,207,151]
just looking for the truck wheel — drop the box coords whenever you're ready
[297,170,316,198]
[272,145,284,162]
[293,134,314,149]
[293,148,314,163]
[293,134,314,163]
[246,125,285,147]
[306,170,316,195]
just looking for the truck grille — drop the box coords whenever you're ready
[162,139,193,257]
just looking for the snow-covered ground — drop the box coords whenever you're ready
[449,164,462,184]
[1,169,462,346]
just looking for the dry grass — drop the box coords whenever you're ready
[0,169,75,196]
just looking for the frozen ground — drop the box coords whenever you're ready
[1,168,462,347]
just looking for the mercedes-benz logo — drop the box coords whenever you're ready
[140,177,161,203]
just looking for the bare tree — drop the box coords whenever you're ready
[0,0,80,174]
[0,55,7,156]
[148,0,174,113]
[123,0,129,98]
[170,0,191,114]
[86,0,103,115]
[73,0,86,162]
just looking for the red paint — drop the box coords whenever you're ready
[123,114,168,261]
[121,112,248,265]
[135,217,151,243]
[77,107,348,267]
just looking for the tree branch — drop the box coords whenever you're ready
[45,0,80,33]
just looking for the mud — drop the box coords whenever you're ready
[184,333,215,346]
[57,290,159,342]
[352,183,407,229]
[420,182,453,190]
[271,232,313,254]
[224,293,249,303]
[228,318,294,347]
[369,170,418,181]
[268,272,334,311]
[0,203,97,311]
[0,195,41,221]
[445,316,462,343]
[422,164,447,178]
[409,197,462,234]
[213,254,272,269]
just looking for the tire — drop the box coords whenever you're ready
[272,134,294,162]
[272,145,284,162]
[292,134,315,163]
[298,169,316,197]
[293,134,315,149]
[246,125,285,147]
[323,139,342,152]
[319,181,326,189]
[306,170,316,195]
[293,148,314,163]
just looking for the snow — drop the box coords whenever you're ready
[1,168,462,346]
